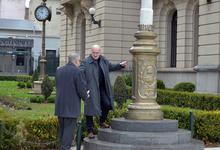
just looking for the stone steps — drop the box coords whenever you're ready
[84,137,204,150]
[97,128,191,145]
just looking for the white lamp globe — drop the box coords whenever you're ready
[89,8,96,15]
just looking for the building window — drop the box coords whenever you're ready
[170,10,177,68]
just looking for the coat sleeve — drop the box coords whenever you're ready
[108,60,124,72]
[75,70,88,101]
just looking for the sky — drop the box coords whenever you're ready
[25,0,30,8]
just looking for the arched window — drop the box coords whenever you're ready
[170,10,177,67]
[193,6,199,66]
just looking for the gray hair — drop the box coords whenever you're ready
[68,53,80,63]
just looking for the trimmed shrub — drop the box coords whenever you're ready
[174,82,195,92]
[157,80,165,89]
[17,82,26,89]
[30,96,44,103]
[114,76,128,107]
[157,89,220,110]
[41,75,53,102]
[47,95,56,103]
[26,82,32,88]
[0,109,19,150]
[0,75,31,82]
[22,117,58,149]
[162,106,220,143]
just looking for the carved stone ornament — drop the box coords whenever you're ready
[137,58,156,99]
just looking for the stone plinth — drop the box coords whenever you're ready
[83,118,204,150]
[32,80,42,94]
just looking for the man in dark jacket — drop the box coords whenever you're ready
[80,44,127,138]
[55,53,89,150]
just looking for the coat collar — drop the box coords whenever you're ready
[66,62,77,67]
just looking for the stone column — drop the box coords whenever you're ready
[125,0,163,120]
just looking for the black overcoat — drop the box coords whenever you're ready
[55,63,87,118]
[80,55,122,116]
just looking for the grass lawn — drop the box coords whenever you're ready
[0,81,85,120]
[0,81,33,100]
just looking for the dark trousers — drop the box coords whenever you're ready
[58,117,77,150]
[86,103,109,133]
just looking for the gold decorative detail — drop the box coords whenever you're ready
[137,58,156,99]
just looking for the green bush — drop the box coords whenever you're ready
[26,82,32,88]
[0,111,59,149]
[174,82,195,92]
[41,75,53,102]
[30,96,44,103]
[0,96,31,110]
[162,106,220,143]
[17,82,26,89]
[157,80,165,89]
[0,75,31,82]
[47,95,56,103]
[157,89,220,110]
[22,117,58,149]
[0,117,19,150]
[114,76,128,107]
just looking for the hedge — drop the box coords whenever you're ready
[0,75,31,82]
[157,89,220,111]
[1,103,220,148]
[162,106,220,143]
[0,115,58,149]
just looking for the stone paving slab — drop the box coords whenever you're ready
[71,145,220,150]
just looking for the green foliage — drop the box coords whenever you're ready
[41,75,53,102]
[174,82,195,92]
[32,70,39,83]
[17,82,26,89]
[26,81,32,88]
[47,95,56,103]
[122,74,132,86]
[162,106,220,143]
[114,76,128,107]
[30,96,44,103]
[22,117,58,149]
[0,75,31,82]
[157,89,220,110]
[157,80,165,89]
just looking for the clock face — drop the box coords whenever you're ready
[35,6,50,21]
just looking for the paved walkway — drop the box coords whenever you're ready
[71,146,220,150]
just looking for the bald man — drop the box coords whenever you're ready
[80,45,127,138]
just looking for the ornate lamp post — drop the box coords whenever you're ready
[33,0,51,94]
[125,0,163,120]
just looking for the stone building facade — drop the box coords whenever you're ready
[60,0,220,93]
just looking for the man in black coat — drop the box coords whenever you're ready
[55,53,89,150]
[80,45,127,138]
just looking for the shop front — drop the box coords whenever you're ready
[0,38,33,75]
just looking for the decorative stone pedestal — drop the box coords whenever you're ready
[32,80,43,94]
[84,118,204,150]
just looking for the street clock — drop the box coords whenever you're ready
[34,5,51,21]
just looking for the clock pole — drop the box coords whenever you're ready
[39,20,46,80]
[32,0,51,94]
